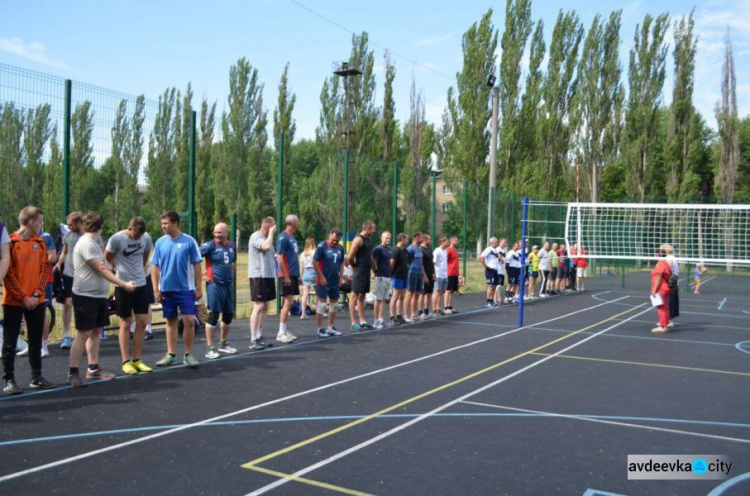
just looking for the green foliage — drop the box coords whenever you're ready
[0,103,25,222]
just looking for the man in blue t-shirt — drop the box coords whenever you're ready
[403,232,427,322]
[200,222,237,359]
[151,211,203,369]
[275,214,301,344]
[370,231,393,329]
[313,228,345,339]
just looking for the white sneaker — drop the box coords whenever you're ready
[276,334,294,344]
[419,313,427,321]
[205,347,221,359]
[285,332,298,342]
[41,347,50,358]
[403,317,414,323]
[217,343,238,354]
[373,320,385,329]
[16,341,29,356]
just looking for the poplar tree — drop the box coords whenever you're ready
[146,88,178,220]
[197,97,217,239]
[273,63,297,219]
[23,104,52,207]
[70,101,95,212]
[43,125,63,223]
[0,103,24,221]
[715,30,739,205]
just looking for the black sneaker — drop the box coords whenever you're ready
[249,340,265,351]
[29,376,56,390]
[4,379,23,395]
[257,336,273,348]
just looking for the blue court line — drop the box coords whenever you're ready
[718,298,728,310]
[582,490,627,496]
[3,412,750,448]
[707,472,750,496]
[736,341,750,355]
[0,305,494,403]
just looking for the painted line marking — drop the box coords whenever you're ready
[734,341,750,355]
[718,297,728,310]
[530,352,750,377]
[582,489,627,496]
[246,465,373,496]
[461,402,750,445]
[590,292,750,321]
[241,305,651,495]
[707,471,750,496]
[0,296,630,483]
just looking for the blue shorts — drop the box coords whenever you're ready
[407,272,424,293]
[207,283,234,314]
[162,291,196,319]
[45,283,54,307]
[316,283,340,301]
[302,267,317,286]
[392,278,407,290]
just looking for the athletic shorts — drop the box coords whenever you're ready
[45,283,54,308]
[496,274,505,286]
[278,277,300,297]
[72,293,110,330]
[392,278,407,290]
[423,279,434,295]
[316,282,340,301]
[530,271,539,279]
[250,278,276,302]
[485,268,499,286]
[373,276,392,300]
[352,267,371,294]
[115,284,150,318]
[507,267,519,286]
[162,291,196,319]
[207,282,234,314]
[62,274,74,299]
[436,277,448,291]
[146,275,156,304]
[407,272,424,293]
[302,267,317,286]
[447,276,459,292]
[549,268,557,281]
[577,267,588,278]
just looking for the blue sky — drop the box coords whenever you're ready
[1,0,748,142]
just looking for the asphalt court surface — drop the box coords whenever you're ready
[1,272,749,495]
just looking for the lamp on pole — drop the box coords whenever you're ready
[487,74,499,244]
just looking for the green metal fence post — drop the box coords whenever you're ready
[62,79,72,222]
[231,212,237,310]
[431,171,436,241]
[392,161,398,240]
[188,111,196,238]
[462,181,468,280]
[276,132,284,313]
[343,147,349,248]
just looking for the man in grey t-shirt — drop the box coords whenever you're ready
[538,241,551,297]
[105,217,154,375]
[55,212,84,349]
[68,212,135,387]
[247,217,276,350]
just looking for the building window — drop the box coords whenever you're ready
[441,202,454,213]
[442,185,453,195]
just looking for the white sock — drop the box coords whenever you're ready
[279,323,287,334]
[146,324,152,332]
[130,321,136,333]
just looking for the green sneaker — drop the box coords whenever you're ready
[155,353,179,367]
[183,353,199,369]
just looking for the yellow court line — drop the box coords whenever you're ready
[242,303,646,469]
[531,352,750,377]
[246,465,374,496]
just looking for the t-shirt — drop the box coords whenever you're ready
[0,222,9,247]
[480,246,500,271]
[694,267,701,280]
[391,246,409,279]
[248,231,276,279]
[446,246,459,276]
[151,233,202,292]
[106,230,153,287]
[351,235,372,269]
[276,231,300,277]
[300,252,315,270]
[497,249,506,275]
[62,230,83,277]
[41,231,56,284]
[2,232,48,306]
[200,240,236,286]
[538,248,550,271]
[407,244,424,275]
[577,251,588,269]
[507,249,522,269]
[421,246,434,280]
[550,249,558,270]
[314,241,344,285]
[557,249,567,269]
[73,235,110,298]
[651,259,671,293]
[433,246,448,279]
[372,244,393,277]
[529,252,540,272]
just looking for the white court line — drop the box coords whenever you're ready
[0,296,630,483]
[244,304,651,495]
[591,292,750,321]
[461,401,750,445]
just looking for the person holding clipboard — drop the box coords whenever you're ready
[650,244,673,334]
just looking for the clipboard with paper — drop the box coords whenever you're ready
[650,293,663,307]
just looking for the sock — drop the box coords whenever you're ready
[279,323,287,334]
[146,324,152,332]
[132,358,141,363]
[63,331,70,339]
[169,353,176,358]
[69,367,78,375]
[220,340,227,347]
[42,339,48,347]
[184,353,191,358]
[123,360,130,365]
[88,364,99,371]
[130,321,136,333]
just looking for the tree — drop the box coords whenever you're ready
[146,88,179,221]
[381,51,397,162]
[572,11,624,202]
[105,99,131,231]
[404,78,430,233]
[70,100,95,212]
[197,97,217,240]
[24,104,52,207]
[622,13,670,202]
[715,29,739,205]
[0,103,25,221]
[43,124,63,223]
[273,62,297,220]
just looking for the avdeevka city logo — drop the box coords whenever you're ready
[692,458,708,475]
[627,455,732,480]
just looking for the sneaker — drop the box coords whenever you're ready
[205,347,221,359]
[667,322,675,329]
[326,327,342,337]
[131,360,153,373]
[122,361,139,375]
[396,315,407,324]
[317,327,328,339]
[156,354,179,367]
[60,336,73,350]
[86,367,116,381]
[217,342,238,354]
[373,320,385,329]
[257,336,273,348]
[183,354,200,369]
[403,317,414,323]
[144,330,154,341]
[285,332,298,342]
[361,322,375,330]
[276,333,294,344]
[4,379,22,395]
[67,372,86,387]
[41,346,50,358]
[485,302,493,308]
[29,376,56,389]
[651,326,668,334]
[419,313,427,320]
[350,323,363,332]
[249,340,265,350]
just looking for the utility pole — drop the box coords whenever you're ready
[487,83,499,241]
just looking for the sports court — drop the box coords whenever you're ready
[1,269,749,495]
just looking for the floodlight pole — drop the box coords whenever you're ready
[487,86,499,242]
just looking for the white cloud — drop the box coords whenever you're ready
[0,38,69,70]
[414,33,455,48]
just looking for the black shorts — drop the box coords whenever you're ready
[507,267,519,285]
[352,267,371,294]
[251,278,276,302]
[496,274,505,286]
[115,285,150,318]
[73,293,110,330]
[423,279,434,295]
[278,277,300,297]
[447,276,459,292]
[485,268,499,286]
[146,275,156,304]
[549,268,557,281]
[62,274,74,299]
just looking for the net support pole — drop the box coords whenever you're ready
[343,147,349,249]
[276,132,284,314]
[518,197,529,327]
[231,212,237,312]
[462,181,468,281]
[431,171,436,241]
[392,161,398,239]
[188,111,196,239]
[62,79,72,222]
[487,86,499,242]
